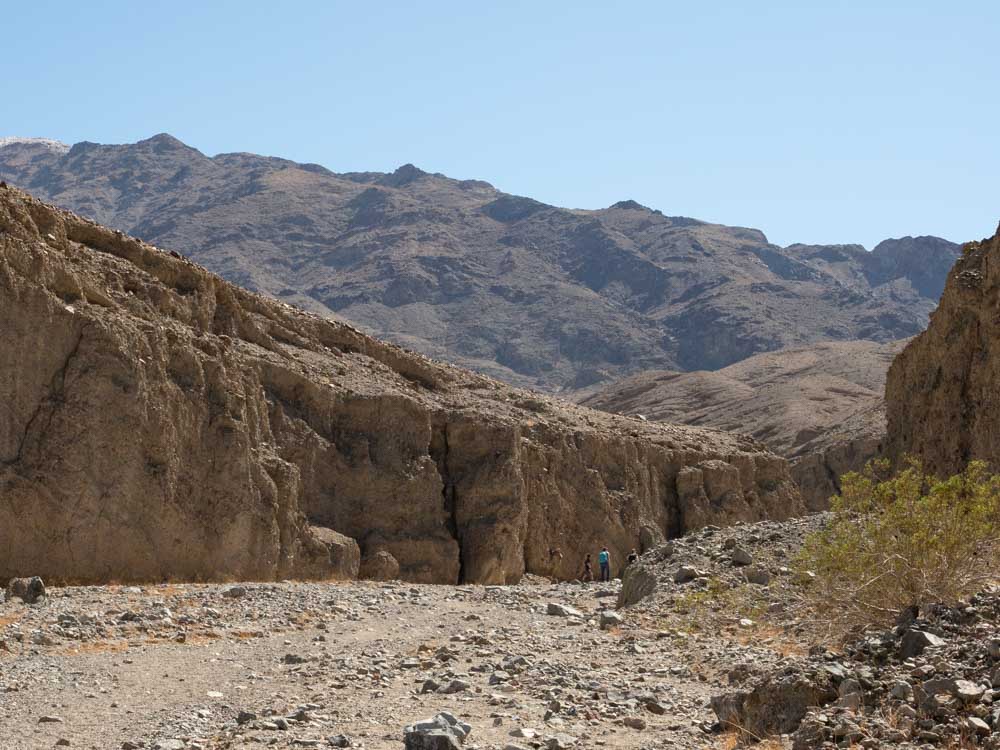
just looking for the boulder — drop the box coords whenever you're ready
[359,549,401,581]
[6,576,45,604]
[711,670,837,736]
[673,565,699,583]
[900,629,945,659]
[404,713,470,750]
[599,611,624,629]
[546,602,583,618]
[617,563,658,608]
[307,527,360,580]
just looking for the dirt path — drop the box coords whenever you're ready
[1,581,722,750]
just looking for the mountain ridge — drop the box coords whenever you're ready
[0,134,961,391]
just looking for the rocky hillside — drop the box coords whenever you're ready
[580,340,905,507]
[886,224,1000,475]
[0,186,803,586]
[0,135,959,391]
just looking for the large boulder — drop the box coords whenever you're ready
[306,527,360,580]
[6,576,45,604]
[617,562,658,609]
[711,669,837,736]
[360,549,401,581]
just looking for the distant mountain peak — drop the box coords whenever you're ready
[378,163,428,187]
[0,136,70,154]
[137,133,204,155]
[609,199,649,211]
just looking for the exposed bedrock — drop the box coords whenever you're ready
[886,224,1000,475]
[0,187,803,584]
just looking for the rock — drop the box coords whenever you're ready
[673,565,699,583]
[404,713,470,749]
[968,716,991,735]
[307,526,361,580]
[838,678,863,710]
[889,680,913,701]
[644,700,667,714]
[954,679,986,704]
[617,563,658,608]
[7,576,45,603]
[153,742,186,750]
[599,611,623,629]
[438,679,471,694]
[744,566,770,585]
[222,586,247,599]
[404,731,460,750]
[545,734,578,749]
[900,629,945,659]
[546,602,583,618]
[731,547,753,566]
[38,715,64,723]
[712,671,837,736]
[623,716,646,729]
[359,549,400,581]
[327,736,351,748]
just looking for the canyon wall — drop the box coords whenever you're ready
[886,225,1000,476]
[0,187,803,584]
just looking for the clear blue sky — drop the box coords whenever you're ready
[4,1,998,247]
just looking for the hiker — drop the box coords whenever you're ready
[627,548,639,566]
[598,547,611,582]
[582,553,593,582]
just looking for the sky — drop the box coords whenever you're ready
[3,1,998,248]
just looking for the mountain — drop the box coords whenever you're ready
[0,134,960,391]
[0,185,803,584]
[580,340,907,507]
[886,225,1000,476]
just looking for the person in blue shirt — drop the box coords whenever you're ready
[598,547,611,582]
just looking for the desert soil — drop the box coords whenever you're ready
[0,573,768,750]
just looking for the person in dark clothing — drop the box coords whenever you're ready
[598,547,611,582]
[582,553,593,582]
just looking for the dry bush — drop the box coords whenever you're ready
[797,458,1000,630]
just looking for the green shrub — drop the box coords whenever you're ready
[798,458,1000,629]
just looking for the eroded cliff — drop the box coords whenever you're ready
[0,187,803,584]
[885,224,1000,476]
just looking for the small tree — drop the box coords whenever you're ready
[798,458,1000,629]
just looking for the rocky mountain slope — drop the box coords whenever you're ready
[580,340,905,507]
[0,134,960,392]
[0,186,803,586]
[886,224,1000,475]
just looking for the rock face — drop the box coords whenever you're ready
[0,135,959,392]
[0,187,804,585]
[581,340,905,508]
[886,226,1000,475]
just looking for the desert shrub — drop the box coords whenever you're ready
[798,458,1000,629]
